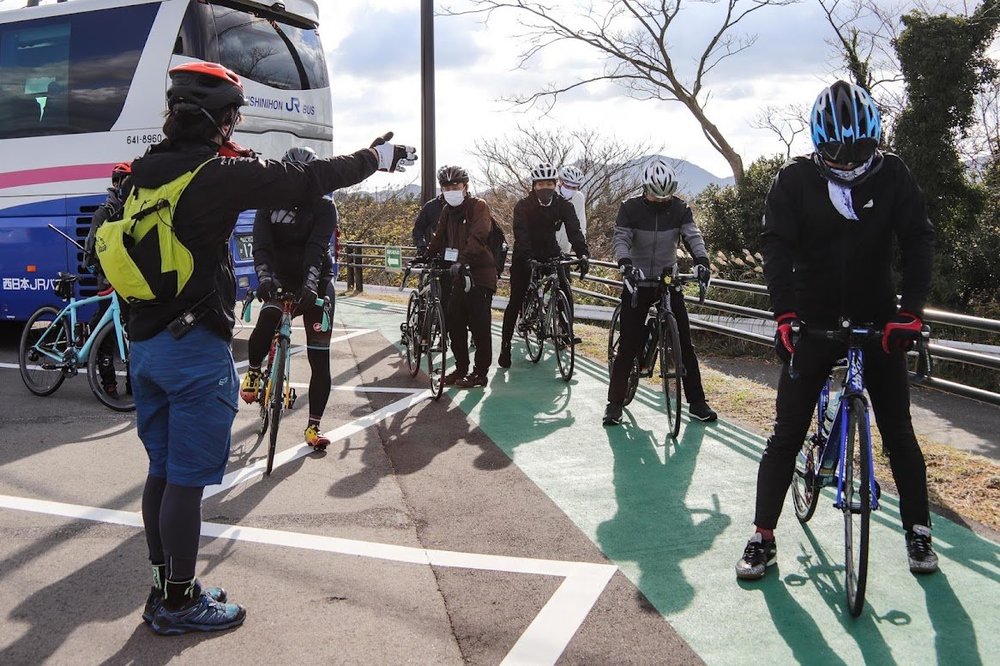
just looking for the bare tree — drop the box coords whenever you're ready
[750,105,810,158]
[444,0,797,187]
[471,125,657,258]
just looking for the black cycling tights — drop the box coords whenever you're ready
[142,475,203,582]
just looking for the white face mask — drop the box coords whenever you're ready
[559,186,576,199]
[827,155,875,183]
[443,190,465,207]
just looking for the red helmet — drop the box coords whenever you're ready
[112,162,131,175]
[167,62,246,111]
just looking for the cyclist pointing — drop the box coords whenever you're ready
[736,81,936,581]
[125,62,415,635]
[603,159,715,426]
[241,146,338,450]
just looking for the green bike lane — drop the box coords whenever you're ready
[345,295,1000,665]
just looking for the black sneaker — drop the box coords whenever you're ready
[150,590,246,636]
[498,345,512,369]
[143,585,227,624]
[602,402,624,426]
[689,401,718,422]
[735,533,777,580]
[443,369,468,386]
[906,525,939,574]
[455,372,488,388]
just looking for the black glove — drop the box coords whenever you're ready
[299,284,319,309]
[449,262,463,278]
[618,257,634,275]
[371,131,417,172]
[577,255,589,277]
[257,275,280,302]
[694,256,711,286]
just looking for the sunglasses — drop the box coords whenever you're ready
[819,139,877,167]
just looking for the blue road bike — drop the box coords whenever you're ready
[18,272,133,412]
[789,319,929,616]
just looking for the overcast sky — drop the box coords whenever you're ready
[319,0,855,190]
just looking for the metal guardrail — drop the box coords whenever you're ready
[340,241,1000,406]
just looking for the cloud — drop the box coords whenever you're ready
[330,8,487,78]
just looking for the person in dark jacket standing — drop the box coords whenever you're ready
[498,162,589,369]
[240,146,339,450]
[735,80,937,581]
[602,158,715,426]
[125,62,416,635]
[412,193,444,254]
[423,165,496,388]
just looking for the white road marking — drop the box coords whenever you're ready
[0,492,616,666]
[203,390,432,499]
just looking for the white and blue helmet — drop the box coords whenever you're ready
[810,80,881,166]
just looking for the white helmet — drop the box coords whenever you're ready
[558,165,585,188]
[642,158,677,198]
[530,162,559,183]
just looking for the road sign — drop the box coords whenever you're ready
[385,246,402,273]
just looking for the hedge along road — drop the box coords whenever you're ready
[351,294,1000,665]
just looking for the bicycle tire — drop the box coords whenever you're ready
[843,395,871,617]
[18,306,70,396]
[607,305,640,407]
[550,290,575,381]
[426,301,447,400]
[659,313,683,439]
[521,293,544,363]
[266,336,288,476]
[86,321,135,412]
[404,291,422,377]
[792,434,821,523]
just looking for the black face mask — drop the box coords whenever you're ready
[535,189,555,206]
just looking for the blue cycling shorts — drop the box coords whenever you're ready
[130,325,239,487]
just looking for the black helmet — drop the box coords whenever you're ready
[283,146,317,164]
[437,165,469,186]
[167,62,247,112]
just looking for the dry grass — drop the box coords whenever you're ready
[345,294,1000,534]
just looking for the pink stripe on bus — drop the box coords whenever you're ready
[0,163,119,190]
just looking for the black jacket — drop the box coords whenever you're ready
[761,153,934,328]
[512,193,588,262]
[412,196,444,251]
[252,195,338,289]
[126,138,377,341]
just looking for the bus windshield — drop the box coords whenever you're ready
[0,3,158,139]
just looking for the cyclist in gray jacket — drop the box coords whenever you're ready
[603,158,715,426]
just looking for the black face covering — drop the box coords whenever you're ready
[535,189,555,206]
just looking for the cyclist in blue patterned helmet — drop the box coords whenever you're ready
[809,80,883,185]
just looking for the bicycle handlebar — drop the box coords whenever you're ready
[624,271,707,309]
[401,261,472,293]
[787,321,931,379]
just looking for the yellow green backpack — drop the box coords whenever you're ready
[95,160,212,302]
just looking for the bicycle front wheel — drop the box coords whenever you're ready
[404,291,422,377]
[521,295,544,363]
[86,321,134,412]
[266,336,289,476]
[843,395,872,617]
[549,290,575,381]
[659,314,683,438]
[19,306,70,396]
[426,301,447,400]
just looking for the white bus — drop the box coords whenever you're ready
[0,0,333,320]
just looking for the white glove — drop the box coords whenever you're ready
[371,131,418,172]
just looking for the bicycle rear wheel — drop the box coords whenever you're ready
[403,291,422,377]
[521,295,544,363]
[426,301,447,400]
[19,306,70,396]
[550,290,575,381]
[659,314,683,438]
[86,321,134,412]
[608,305,640,406]
[266,336,288,476]
[843,395,872,617]
[792,434,821,523]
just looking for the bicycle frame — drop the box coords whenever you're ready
[264,299,297,406]
[813,329,880,513]
[30,290,125,366]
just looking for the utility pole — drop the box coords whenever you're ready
[420,0,436,204]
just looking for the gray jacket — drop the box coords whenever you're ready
[612,195,707,277]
